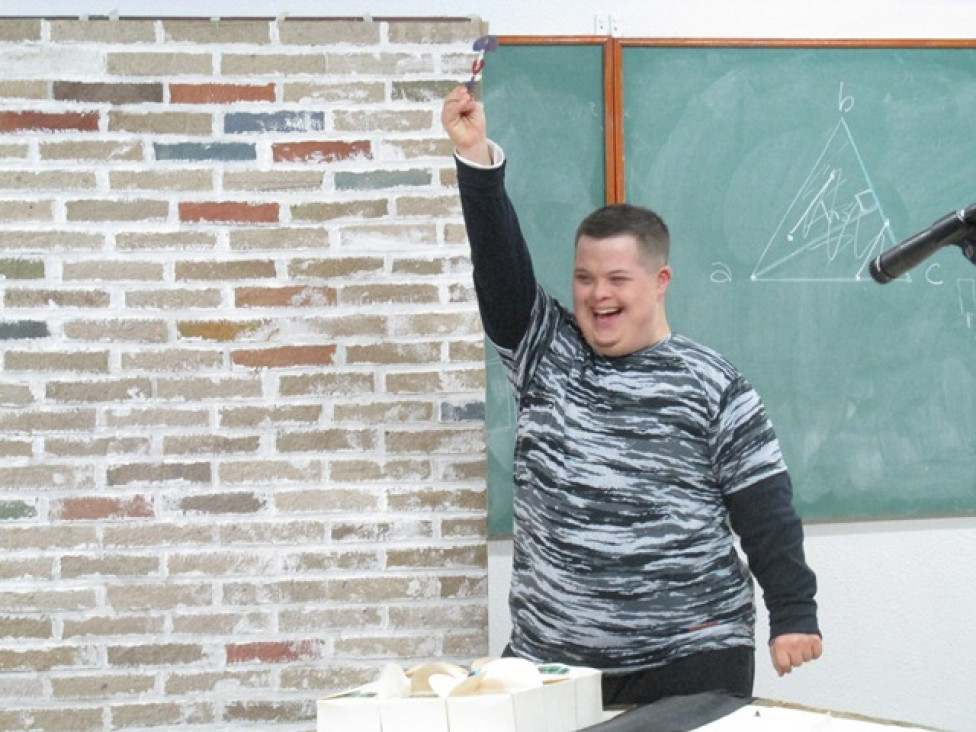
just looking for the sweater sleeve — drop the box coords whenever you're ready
[455,149,537,351]
[724,472,822,642]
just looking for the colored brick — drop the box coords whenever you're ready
[176,259,276,281]
[3,171,96,191]
[0,321,49,340]
[0,200,54,222]
[115,231,218,251]
[49,18,155,43]
[125,289,222,310]
[44,378,152,403]
[223,171,323,193]
[283,81,384,104]
[155,142,256,162]
[169,83,276,104]
[325,53,433,76]
[392,79,458,103]
[62,260,164,281]
[226,640,323,665]
[334,169,432,191]
[387,19,485,44]
[272,140,371,163]
[177,320,268,341]
[107,462,211,486]
[62,320,168,343]
[106,52,212,77]
[277,19,380,45]
[290,200,387,222]
[176,492,265,514]
[121,349,223,372]
[231,345,337,369]
[110,169,213,192]
[163,435,261,455]
[289,256,384,279]
[333,109,431,132]
[155,376,262,401]
[107,643,206,667]
[53,81,163,104]
[0,111,99,133]
[52,495,154,521]
[109,111,212,135]
[5,351,109,373]
[179,201,279,224]
[276,428,374,453]
[229,226,331,251]
[219,404,321,428]
[4,288,109,309]
[220,54,325,76]
[0,500,37,520]
[339,283,440,305]
[40,139,142,162]
[234,286,336,308]
[441,401,486,422]
[0,18,42,42]
[162,19,271,45]
[224,111,326,134]
[65,199,169,222]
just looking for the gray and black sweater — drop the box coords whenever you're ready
[456,146,820,674]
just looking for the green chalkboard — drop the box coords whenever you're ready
[623,46,976,521]
[480,43,976,535]
[482,43,607,537]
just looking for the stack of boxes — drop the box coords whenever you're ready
[317,658,604,732]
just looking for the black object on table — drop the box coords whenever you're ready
[582,692,754,731]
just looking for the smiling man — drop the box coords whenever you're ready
[572,205,672,357]
[441,85,822,706]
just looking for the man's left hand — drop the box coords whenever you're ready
[770,633,822,676]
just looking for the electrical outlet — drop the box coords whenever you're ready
[594,14,621,37]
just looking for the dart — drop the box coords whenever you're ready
[465,35,499,92]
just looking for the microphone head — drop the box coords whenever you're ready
[868,256,893,284]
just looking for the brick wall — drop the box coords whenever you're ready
[0,16,490,731]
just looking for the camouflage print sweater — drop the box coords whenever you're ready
[456,144,820,673]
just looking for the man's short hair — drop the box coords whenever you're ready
[575,204,670,265]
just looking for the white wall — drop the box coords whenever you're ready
[6,0,976,39]
[491,519,976,732]
[10,2,974,729]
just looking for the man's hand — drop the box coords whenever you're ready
[770,633,822,676]
[441,85,491,165]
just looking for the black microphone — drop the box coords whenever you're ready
[869,203,976,283]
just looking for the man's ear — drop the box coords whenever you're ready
[657,265,673,293]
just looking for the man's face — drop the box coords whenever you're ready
[572,233,672,357]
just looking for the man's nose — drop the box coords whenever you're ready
[592,277,611,299]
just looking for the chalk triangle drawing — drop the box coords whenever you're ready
[752,118,898,282]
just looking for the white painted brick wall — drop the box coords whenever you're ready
[0,16,490,730]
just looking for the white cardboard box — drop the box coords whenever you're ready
[539,666,603,732]
[317,696,381,732]
[445,686,547,732]
[317,662,603,732]
[380,697,450,732]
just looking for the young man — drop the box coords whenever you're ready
[441,86,822,705]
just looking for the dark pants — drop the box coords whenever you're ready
[503,644,754,707]
[601,647,755,706]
